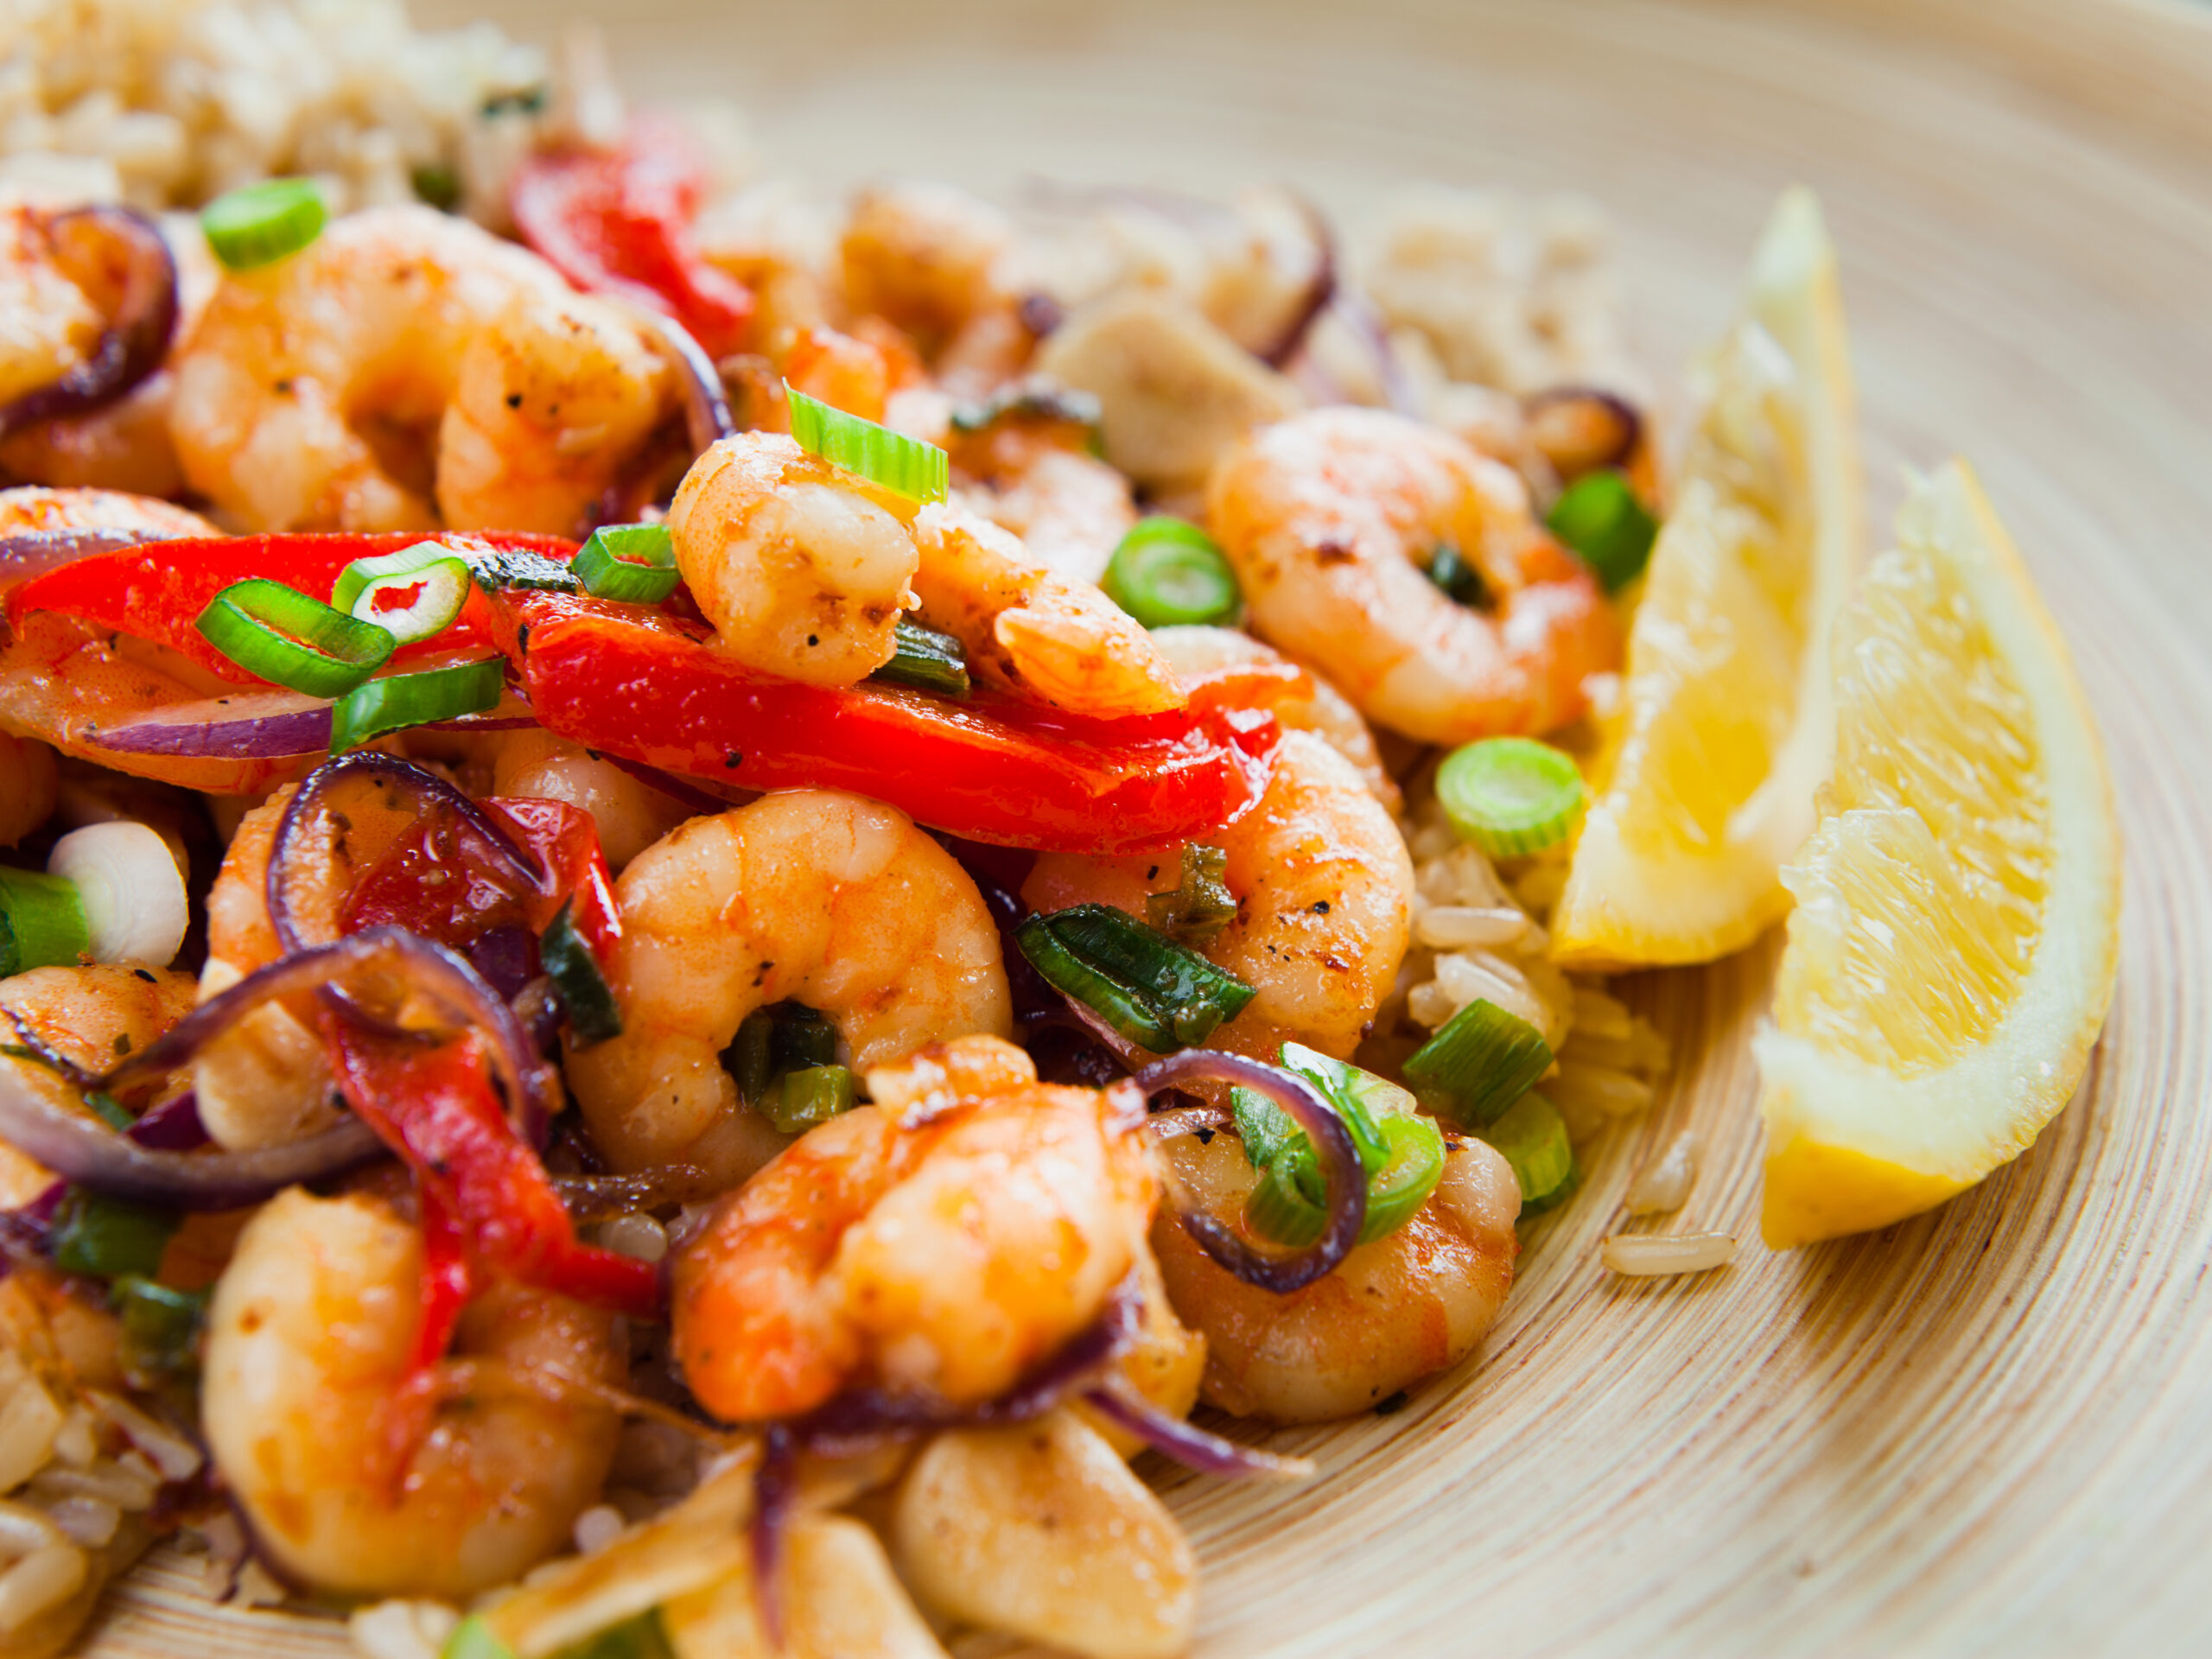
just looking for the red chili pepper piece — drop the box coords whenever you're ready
[512,117,753,358]
[7,529,576,689]
[484,588,1281,855]
[323,1020,660,1325]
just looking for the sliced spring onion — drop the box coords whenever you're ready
[1143,843,1236,944]
[48,1188,177,1280]
[1245,1112,1445,1248]
[1427,543,1488,608]
[764,1064,855,1136]
[541,899,623,1048]
[721,1002,842,1122]
[1102,517,1243,629]
[331,544,473,644]
[328,658,506,755]
[574,523,682,605]
[1402,996,1554,1130]
[195,578,394,698]
[410,162,463,213]
[721,1007,774,1105]
[200,177,327,270]
[771,1004,840,1072]
[112,1275,208,1376]
[48,821,188,968]
[1435,736,1586,858]
[1234,1044,1442,1249]
[442,1618,518,1659]
[868,617,970,697]
[1483,1090,1578,1212]
[0,866,88,977]
[785,385,949,504]
[1014,904,1255,1052]
[1546,469,1659,592]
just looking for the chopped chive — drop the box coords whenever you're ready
[49,1189,177,1281]
[764,1064,855,1136]
[1402,997,1554,1130]
[1483,1091,1579,1212]
[1547,469,1659,592]
[1144,844,1236,945]
[574,524,681,605]
[1014,904,1255,1052]
[785,385,949,504]
[329,658,506,755]
[546,1607,678,1659]
[331,543,473,645]
[541,899,622,1047]
[1102,517,1242,629]
[869,618,970,697]
[195,579,394,698]
[0,867,88,977]
[1435,737,1586,858]
[200,177,326,270]
[1235,1044,1443,1248]
[410,162,463,213]
[84,1091,134,1132]
[721,1007,774,1105]
[1427,543,1487,608]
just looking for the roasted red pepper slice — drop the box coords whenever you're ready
[7,529,576,689]
[323,1020,660,1325]
[485,588,1280,855]
[512,118,753,358]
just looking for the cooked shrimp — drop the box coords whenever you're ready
[168,205,677,535]
[1025,729,1413,1061]
[192,785,343,1151]
[201,1187,624,1599]
[671,1035,1155,1421]
[0,483,212,541]
[1207,405,1620,742]
[0,201,105,413]
[945,397,1135,586]
[1149,624,1400,810]
[563,791,1012,1186]
[840,181,1021,366]
[1151,1129,1520,1422]
[668,432,1182,715]
[0,963,195,1074]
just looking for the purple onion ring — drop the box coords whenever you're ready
[1131,1050,1366,1294]
[750,1425,798,1652]
[88,693,334,760]
[101,925,557,1153]
[1082,1373,1313,1480]
[613,301,735,458]
[0,207,178,439]
[599,751,729,818]
[1325,290,1421,417]
[267,752,546,960]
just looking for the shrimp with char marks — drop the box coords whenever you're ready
[1207,404,1620,742]
[563,791,1013,1190]
[168,205,679,535]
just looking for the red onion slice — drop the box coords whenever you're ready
[1251,191,1338,370]
[0,207,178,439]
[1083,1374,1313,1480]
[598,752,729,818]
[1323,290,1421,417]
[102,925,557,1157]
[750,1425,798,1652]
[0,526,174,589]
[1131,1049,1366,1294]
[0,1071,379,1211]
[88,691,334,760]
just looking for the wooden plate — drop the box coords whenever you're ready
[86,1,2212,1652]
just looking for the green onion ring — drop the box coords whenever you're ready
[785,385,949,504]
[200,178,327,270]
[574,523,681,605]
[327,658,506,755]
[194,578,394,698]
[1434,736,1586,858]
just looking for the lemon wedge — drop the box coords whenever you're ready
[1755,461,2120,1248]
[1551,187,1862,968]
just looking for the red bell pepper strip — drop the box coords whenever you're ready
[512,118,753,359]
[7,530,577,690]
[484,588,1281,855]
[322,1019,660,1324]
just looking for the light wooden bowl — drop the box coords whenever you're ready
[85,1,2212,1653]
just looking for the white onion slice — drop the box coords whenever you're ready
[47,822,188,967]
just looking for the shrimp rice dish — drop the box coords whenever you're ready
[0,3,2126,1656]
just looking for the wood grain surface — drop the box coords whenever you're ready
[81,2,2212,1654]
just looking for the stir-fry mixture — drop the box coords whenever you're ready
[0,3,2126,1656]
